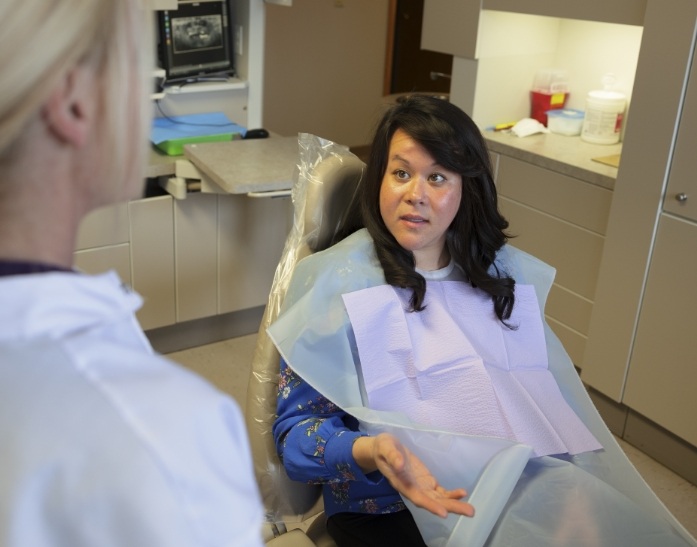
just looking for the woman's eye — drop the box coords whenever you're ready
[429,173,446,183]
[394,169,410,180]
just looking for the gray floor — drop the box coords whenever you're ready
[167,333,697,540]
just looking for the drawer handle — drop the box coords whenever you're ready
[676,192,689,202]
[246,190,292,199]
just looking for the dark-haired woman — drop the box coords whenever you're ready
[270,96,601,547]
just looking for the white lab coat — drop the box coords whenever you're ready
[0,270,264,547]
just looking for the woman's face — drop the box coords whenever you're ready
[379,129,462,271]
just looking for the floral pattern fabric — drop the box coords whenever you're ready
[273,360,406,517]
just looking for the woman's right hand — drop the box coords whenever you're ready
[352,433,475,519]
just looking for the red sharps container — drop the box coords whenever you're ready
[530,69,569,126]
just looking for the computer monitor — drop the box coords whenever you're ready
[158,0,233,82]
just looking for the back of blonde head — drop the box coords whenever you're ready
[0,0,153,189]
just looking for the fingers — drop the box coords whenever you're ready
[440,487,467,500]
[371,434,476,519]
[441,497,475,518]
[408,488,475,519]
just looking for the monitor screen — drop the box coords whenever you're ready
[158,0,233,81]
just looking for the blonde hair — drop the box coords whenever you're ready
[0,0,153,190]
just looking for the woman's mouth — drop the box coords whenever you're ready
[401,214,427,224]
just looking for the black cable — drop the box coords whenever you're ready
[154,100,241,128]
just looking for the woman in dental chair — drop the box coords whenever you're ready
[268,97,695,547]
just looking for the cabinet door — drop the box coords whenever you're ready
[130,196,176,330]
[664,43,697,223]
[174,193,219,322]
[623,214,697,446]
[422,0,479,58]
[218,194,291,314]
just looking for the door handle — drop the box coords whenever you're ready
[430,71,452,81]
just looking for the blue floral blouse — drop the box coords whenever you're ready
[273,359,406,518]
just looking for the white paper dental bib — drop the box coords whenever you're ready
[342,282,602,458]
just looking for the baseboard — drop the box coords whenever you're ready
[587,386,697,486]
[145,306,265,354]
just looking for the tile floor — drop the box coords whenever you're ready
[167,333,697,541]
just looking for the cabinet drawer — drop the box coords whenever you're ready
[74,244,131,285]
[547,316,586,367]
[547,284,593,335]
[499,197,605,300]
[497,156,612,235]
[546,282,592,368]
[75,203,129,250]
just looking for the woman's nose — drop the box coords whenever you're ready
[405,179,425,204]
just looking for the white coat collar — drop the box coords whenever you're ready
[0,270,142,341]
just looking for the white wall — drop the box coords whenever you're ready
[458,10,643,129]
[262,0,390,148]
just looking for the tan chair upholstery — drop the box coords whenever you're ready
[245,146,365,546]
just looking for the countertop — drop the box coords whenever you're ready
[183,136,298,194]
[147,148,178,179]
[145,136,299,195]
[147,131,620,194]
[485,131,622,191]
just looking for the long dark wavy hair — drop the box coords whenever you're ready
[339,95,515,323]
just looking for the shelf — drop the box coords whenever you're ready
[163,78,249,95]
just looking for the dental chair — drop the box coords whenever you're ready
[244,134,365,547]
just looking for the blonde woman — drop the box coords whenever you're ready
[0,2,263,545]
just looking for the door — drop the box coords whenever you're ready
[387,0,453,94]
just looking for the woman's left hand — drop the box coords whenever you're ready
[353,433,475,519]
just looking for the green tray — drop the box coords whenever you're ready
[154,132,243,156]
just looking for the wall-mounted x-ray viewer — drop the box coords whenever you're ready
[157,0,233,83]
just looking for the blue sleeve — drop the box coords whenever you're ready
[273,358,374,485]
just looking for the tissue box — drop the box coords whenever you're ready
[546,109,584,136]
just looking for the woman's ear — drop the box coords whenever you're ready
[42,64,98,148]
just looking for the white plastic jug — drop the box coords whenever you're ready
[581,74,626,145]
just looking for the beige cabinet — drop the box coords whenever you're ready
[608,22,697,447]
[663,47,697,224]
[622,215,697,447]
[581,0,697,458]
[422,0,479,59]
[130,196,177,330]
[172,192,291,322]
[74,192,291,332]
[481,0,643,25]
[495,155,612,365]
[422,0,644,58]
[174,193,219,323]
[218,194,289,314]
[74,203,131,285]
